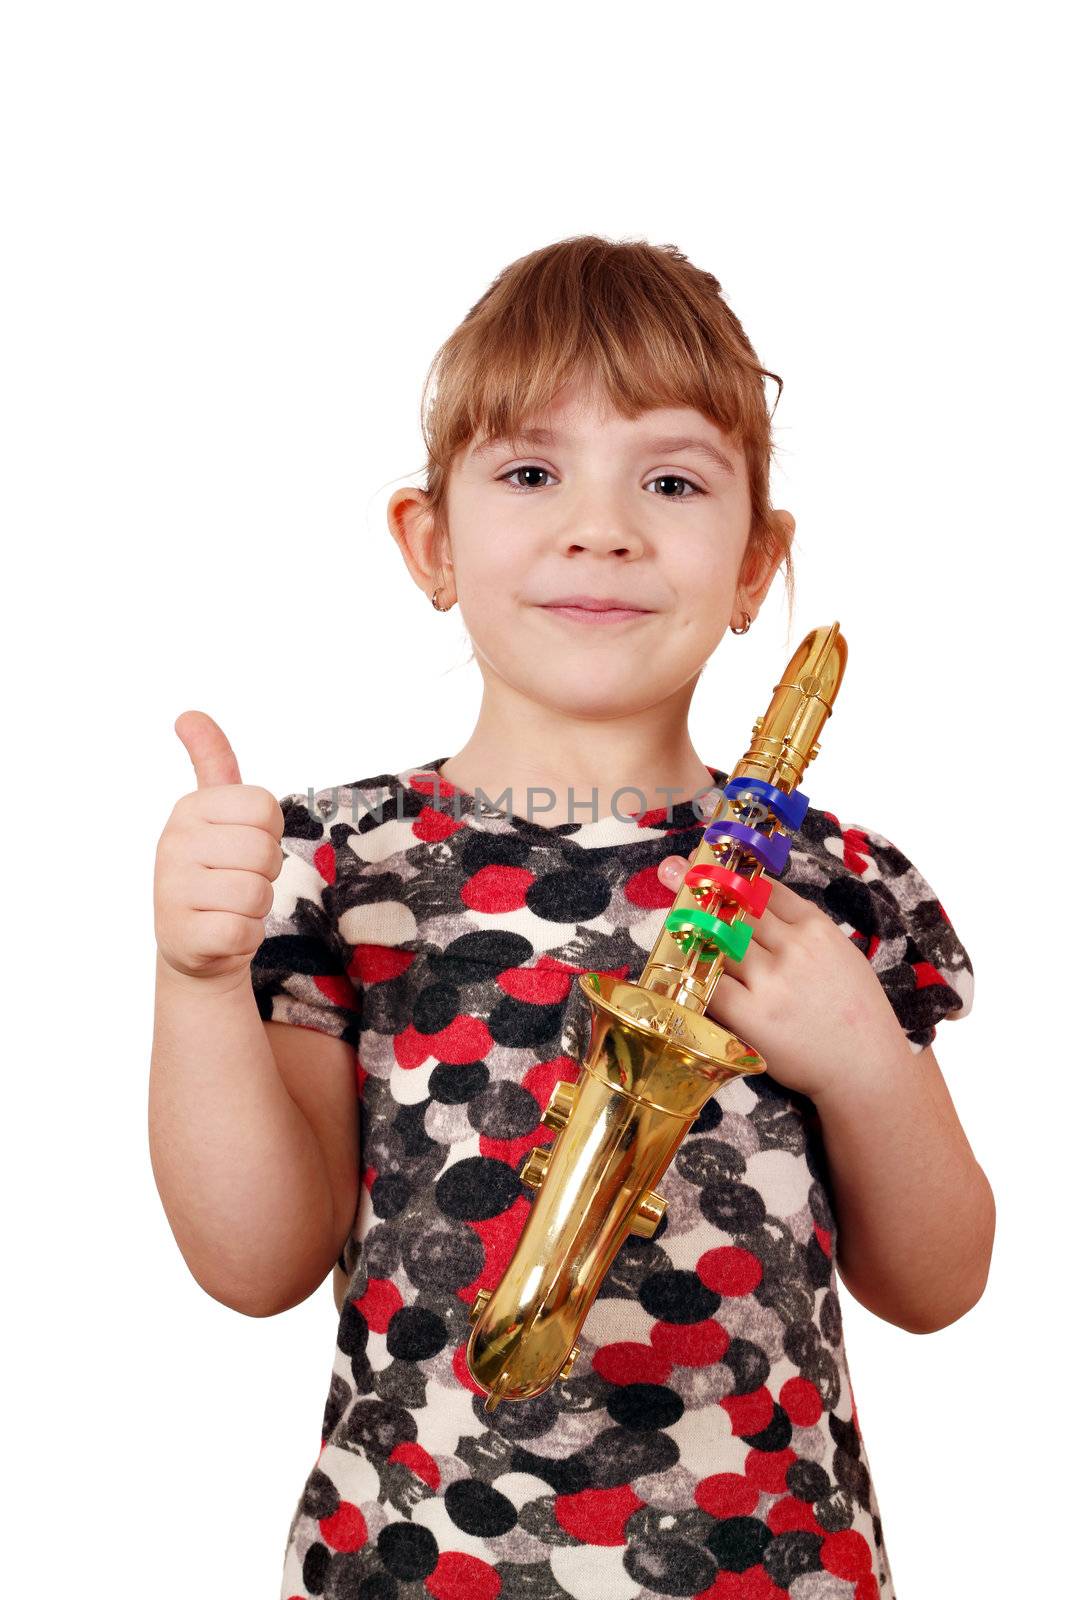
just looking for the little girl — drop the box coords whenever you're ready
[150,235,992,1600]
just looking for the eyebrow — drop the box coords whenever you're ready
[469,428,736,476]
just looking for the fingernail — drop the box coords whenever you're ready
[661,858,683,884]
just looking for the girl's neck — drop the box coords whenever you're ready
[439,679,716,829]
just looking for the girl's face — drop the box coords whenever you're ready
[395,379,790,721]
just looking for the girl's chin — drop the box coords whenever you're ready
[515,671,672,718]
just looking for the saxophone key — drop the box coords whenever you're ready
[665,907,753,963]
[723,774,810,831]
[630,1187,668,1239]
[685,862,771,919]
[519,1146,552,1190]
[727,794,771,828]
[704,818,792,875]
[468,1287,492,1326]
[559,1344,581,1381]
[542,1078,578,1131]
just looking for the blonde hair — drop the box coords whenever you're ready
[417,234,796,631]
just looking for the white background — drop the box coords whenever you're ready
[3,3,1062,1595]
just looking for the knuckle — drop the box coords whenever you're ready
[180,927,210,965]
[172,790,207,823]
[210,911,249,955]
[238,833,279,881]
[194,909,226,956]
[157,817,188,860]
[258,835,284,877]
[246,874,274,918]
[154,860,187,911]
[243,785,285,833]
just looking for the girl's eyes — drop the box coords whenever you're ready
[496,465,705,499]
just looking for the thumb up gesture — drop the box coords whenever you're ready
[154,711,285,987]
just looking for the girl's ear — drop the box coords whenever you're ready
[772,508,796,546]
[738,509,794,616]
[387,486,440,593]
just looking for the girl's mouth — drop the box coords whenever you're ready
[542,606,650,625]
[538,598,654,625]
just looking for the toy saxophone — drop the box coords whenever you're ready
[465,622,848,1411]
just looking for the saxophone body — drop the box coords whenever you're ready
[466,623,848,1411]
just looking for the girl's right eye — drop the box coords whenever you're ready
[497,465,555,492]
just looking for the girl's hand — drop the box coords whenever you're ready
[154,712,285,988]
[656,850,910,1101]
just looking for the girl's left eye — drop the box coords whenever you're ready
[497,466,705,498]
[647,474,704,499]
[498,466,556,492]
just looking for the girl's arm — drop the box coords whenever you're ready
[152,712,360,1318]
[810,1033,995,1333]
[655,861,992,1334]
[149,954,355,1317]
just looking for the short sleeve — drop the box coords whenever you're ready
[840,823,974,1054]
[249,790,362,1043]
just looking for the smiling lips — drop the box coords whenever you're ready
[538,594,653,625]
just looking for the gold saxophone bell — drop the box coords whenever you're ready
[466,623,848,1411]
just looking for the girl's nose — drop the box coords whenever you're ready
[562,520,646,558]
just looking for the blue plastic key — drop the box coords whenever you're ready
[722,776,809,832]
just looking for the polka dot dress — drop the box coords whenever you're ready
[250,756,974,1600]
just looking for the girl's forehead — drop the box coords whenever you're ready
[464,399,739,465]
[520,380,712,431]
